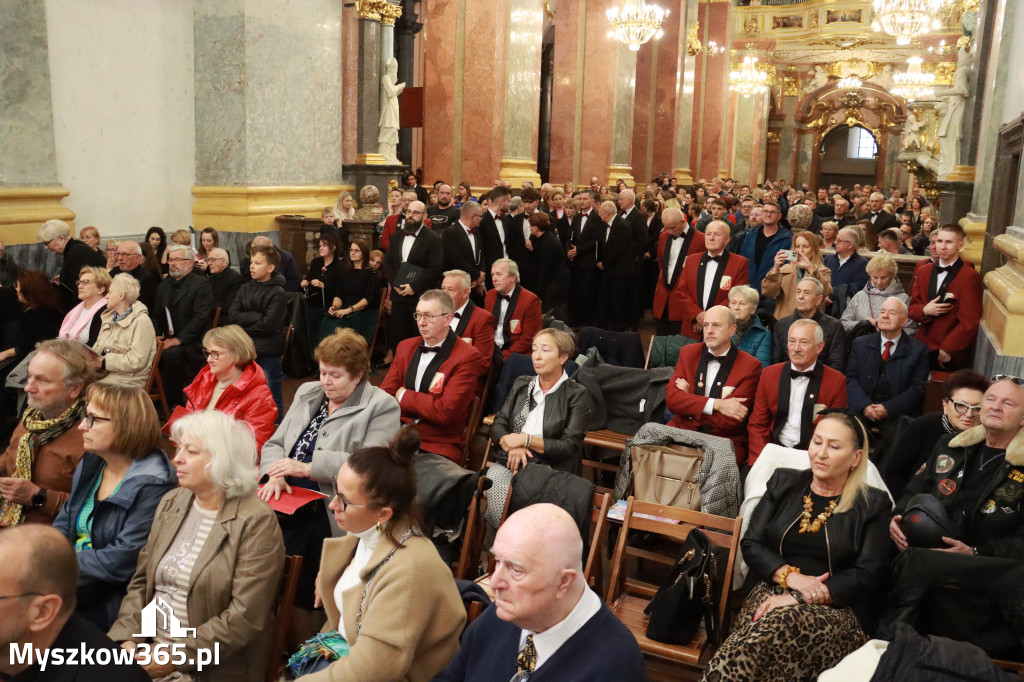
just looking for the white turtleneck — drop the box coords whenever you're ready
[333,524,385,641]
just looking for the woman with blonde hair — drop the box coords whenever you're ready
[53,383,174,630]
[334,191,357,221]
[60,265,111,345]
[92,273,157,387]
[762,231,833,319]
[840,253,916,335]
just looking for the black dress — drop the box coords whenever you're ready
[319,267,381,342]
[529,230,569,316]
[304,256,344,310]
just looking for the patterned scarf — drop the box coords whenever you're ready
[0,398,86,527]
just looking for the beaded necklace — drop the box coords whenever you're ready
[799,494,838,533]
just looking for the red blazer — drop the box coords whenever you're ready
[907,258,982,366]
[380,214,432,252]
[666,343,762,463]
[653,228,706,321]
[678,250,750,340]
[747,361,848,465]
[483,284,543,360]
[380,332,484,462]
[453,300,496,375]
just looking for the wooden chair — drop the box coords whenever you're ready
[455,476,491,580]
[264,554,303,682]
[580,429,630,496]
[993,659,1024,679]
[280,324,293,363]
[606,497,742,672]
[211,306,222,328]
[460,396,481,465]
[643,335,655,369]
[145,343,171,420]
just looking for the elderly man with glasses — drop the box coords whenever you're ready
[204,247,243,313]
[37,219,107,311]
[108,240,159,310]
[882,376,1024,656]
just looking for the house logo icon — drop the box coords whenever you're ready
[133,597,197,638]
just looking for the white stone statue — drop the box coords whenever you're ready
[872,65,895,93]
[378,58,405,166]
[803,65,829,94]
[901,108,925,152]
[934,45,970,177]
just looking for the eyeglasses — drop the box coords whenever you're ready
[331,481,379,512]
[116,252,137,258]
[949,399,982,417]
[992,375,1024,386]
[167,257,191,264]
[76,279,95,286]
[413,312,448,322]
[0,592,42,601]
[82,413,112,429]
[203,349,223,360]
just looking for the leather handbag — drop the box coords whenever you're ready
[643,528,719,645]
[630,443,704,510]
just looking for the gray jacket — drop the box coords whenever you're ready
[840,278,918,336]
[259,378,401,534]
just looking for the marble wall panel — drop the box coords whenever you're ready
[0,0,58,186]
[548,0,582,183]
[460,0,508,185]
[972,0,1016,217]
[630,40,654,181]
[421,0,458,184]
[502,0,544,161]
[795,130,813,187]
[731,94,754,185]
[696,1,729,179]
[652,4,682,179]
[611,44,637,166]
[353,19,382,157]
[674,0,698,177]
[195,0,247,185]
[579,0,617,181]
[342,2,359,164]
[776,96,798,184]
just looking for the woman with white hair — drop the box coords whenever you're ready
[91,273,157,387]
[38,219,106,310]
[839,253,916,336]
[109,411,285,682]
[728,285,771,367]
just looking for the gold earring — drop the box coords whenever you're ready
[375,522,382,533]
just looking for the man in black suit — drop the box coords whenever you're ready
[151,244,215,407]
[566,190,602,326]
[832,197,857,229]
[384,200,444,351]
[441,202,485,294]
[618,188,647,327]
[596,201,633,330]
[205,247,243,315]
[858,192,898,250]
[642,198,663,310]
[772,276,848,372]
[511,187,542,291]
[110,240,159,311]
[846,296,931,460]
[38,219,106,311]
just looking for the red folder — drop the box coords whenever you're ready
[259,485,328,515]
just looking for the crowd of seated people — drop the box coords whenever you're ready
[0,176,1014,682]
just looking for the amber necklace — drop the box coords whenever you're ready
[799,494,838,533]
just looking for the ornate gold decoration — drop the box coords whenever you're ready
[808,12,819,29]
[356,0,386,21]
[809,36,883,50]
[687,21,725,56]
[378,2,403,25]
[827,59,878,79]
[744,16,759,34]
[783,78,801,96]
[766,131,781,144]
[925,61,957,86]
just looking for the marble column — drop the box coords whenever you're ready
[191,0,347,243]
[692,0,731,181]
[729,90,769,187]
[0,0,76,248]
[672,0,699,186]
[607,43,638,186]
[498,0,544,187]
[395,0,421,166]
[380,3,400,79]
[355,3,385,165]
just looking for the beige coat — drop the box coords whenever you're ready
[108,488,285,682]
[308,523,466,682]
[761,261,833,320]
[92,302,157,387]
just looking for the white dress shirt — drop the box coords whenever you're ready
[701,253,721,309]
[490,209,506,257]
[400,225,421,262]
[838,254,851,268]
[458,219,477,258]
[494,294,511,347]
[880,332,901,357]
[521,372,570,438]
[701,347,730,415]
[408,338,445,397]
[450,301,470,332]
[779,362,816,447]
[666,234,685,279]
[518,586,602,671]
[935,257,957,291]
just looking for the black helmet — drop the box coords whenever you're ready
[902,493,956,548]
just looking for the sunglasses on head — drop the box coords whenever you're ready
[992,375,1024,386]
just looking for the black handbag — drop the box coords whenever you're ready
[643,528,720,645]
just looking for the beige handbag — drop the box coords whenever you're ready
[630,444,704,510]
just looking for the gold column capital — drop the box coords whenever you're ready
[673,168,695,185]
[379,1,403,25]
[356,0,386,21]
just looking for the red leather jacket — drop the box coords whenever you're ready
[164,362,278,459]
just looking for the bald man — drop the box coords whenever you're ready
[239,235,301,292]
[618,188,648,327]
[435,504,648,681]
[0,525,148,680]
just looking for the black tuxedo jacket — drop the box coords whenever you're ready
[383,226,443,297]
[567,210,602,269]
[441,222,484,282]
[857,210,898,249]
[597,216,633,278]
[621,207,647,274]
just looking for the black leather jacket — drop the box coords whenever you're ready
[489,376,592,473]
[742,468,892,629]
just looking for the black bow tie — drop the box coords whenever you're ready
[935,264,953,274]
[790,369,815,380]
[499,294,512,303]
[403,227,418,236]
[703,350,724,364]
[419,345,440,354]
[705,254,722,263]
[453,311,462,319]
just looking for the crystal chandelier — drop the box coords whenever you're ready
[891,56,936,101]
[729,49,771,99]
[871,0,943,46]
[607,0,669,51]
[837,76,863,92]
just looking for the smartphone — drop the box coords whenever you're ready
[942,292,956,303]
[785,250,798,263]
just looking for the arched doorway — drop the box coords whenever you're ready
[817,124,878,190]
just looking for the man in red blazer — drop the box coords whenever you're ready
[484,258,543,361]
[441,269,496,378]
[653,207,706,336]
[381,289,484,463]
[748,317,848,465]
[907,223,982,370]
[380,189,433,251]
[665,305,763,463]
[678,220,749,340]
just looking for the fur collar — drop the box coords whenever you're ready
[949,424,1024,467]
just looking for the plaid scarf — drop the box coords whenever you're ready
[0,398,86,526]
